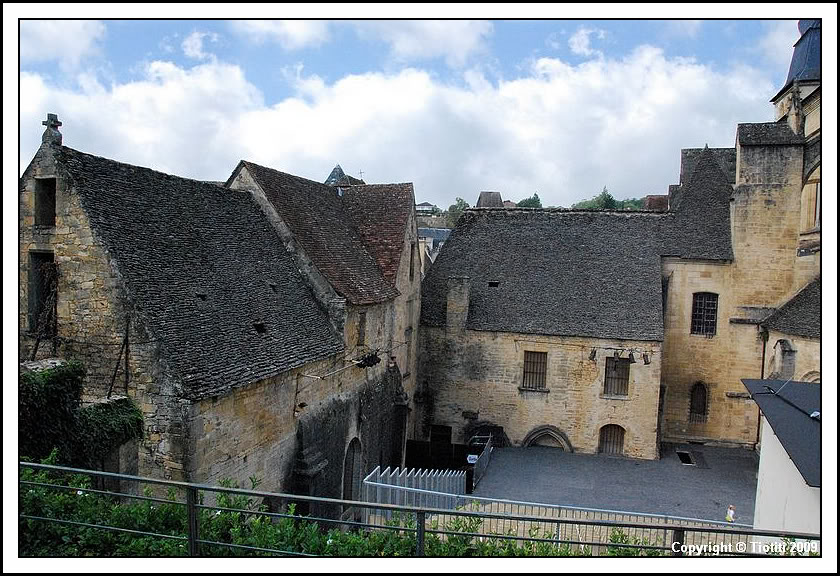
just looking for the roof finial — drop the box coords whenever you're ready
[704,143,709,150]
[41,112,62,146]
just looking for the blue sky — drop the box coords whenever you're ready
[18,18,808,208]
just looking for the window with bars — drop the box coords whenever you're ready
[522,351,548,390]
[604,357,630,396]
[689,382,708,423]
[598,424,625,455]
[690,292,718,336]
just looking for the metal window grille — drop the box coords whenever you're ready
[522,351,547,390]
[689,382,708,423]
[604,357,630,396]
[598,424,625,455]
[690,293,718,336]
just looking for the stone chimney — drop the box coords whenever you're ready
[446,276,471,333]
[41,113,62,146]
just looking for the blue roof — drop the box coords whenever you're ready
[772,19,821,101]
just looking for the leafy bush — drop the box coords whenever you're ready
[19,361,85,463]
[605,528,663,557]
[19,463,592,557]
[18,360,143,468]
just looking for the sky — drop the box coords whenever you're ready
[16,17,807,208]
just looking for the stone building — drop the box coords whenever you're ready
[19,119,421,505]
[417,20,821,458]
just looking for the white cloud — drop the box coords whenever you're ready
[353,21,493,68]
[182,31,219,60]
[756,20,800,70]
[665,20,702,39]
[568,27,606,58]
[231,20,330,50]
[20,48,776,210]
[20,20,105,70]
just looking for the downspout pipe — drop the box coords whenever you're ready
[756,327,770,447]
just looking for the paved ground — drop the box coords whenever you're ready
[473,443,759,523]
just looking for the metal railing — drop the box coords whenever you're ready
[469,434,493,490]
[19,461,821,557]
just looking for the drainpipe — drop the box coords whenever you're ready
[755,327,770,447]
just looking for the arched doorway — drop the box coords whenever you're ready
[522,425,573,451]
[598,424,625,455]
[342,438,362,521]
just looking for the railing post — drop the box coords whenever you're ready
[672,528,685,557]
[415,510,426,556]
[187,486,200,556]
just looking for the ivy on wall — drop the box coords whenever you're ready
[19,360,143,467]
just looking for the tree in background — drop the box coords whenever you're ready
[516,193,542,208]
[571,186,642,210]
[447,197,470,227]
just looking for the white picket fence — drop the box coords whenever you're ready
[362,466,466,523]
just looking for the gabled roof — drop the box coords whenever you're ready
[418,227,451,242]
[669,147,734,261]
[421,209,669,341]
[742,379,820,487]
[55,147,344,401]
[421,147,733,340]
[325,164,365,187]
[762,278,821,339]
[237,161,399,305]
[680,148,736,184]
[341,183,415,286]
[476,191,503,208]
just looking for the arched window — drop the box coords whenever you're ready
[689,382,707,423]
[342,438,362,521]
[598,424,625,455]
[800,371,821,383]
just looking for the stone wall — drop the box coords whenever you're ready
[660,259,762,446]
[20,143,188,482]
[764,329,821,383]
[419,326,662,459]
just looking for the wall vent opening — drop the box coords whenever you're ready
[253,321,266,334]
[676,451,695,465]
[488,281,500,288]
[196,292,208,301]
[269,282,278,293]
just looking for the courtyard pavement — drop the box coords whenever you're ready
[473,442,759,524]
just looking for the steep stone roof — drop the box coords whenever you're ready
[341,183,415,286]
[680,148,736,184]
[56,146,344,401]
[421,209,670,341]
[325,164,365,187]
[421,148,733,340]
[669,148,734,261]
[762,278,821,339]
[737,121,805,146]
[239,161,399,305]
[476,191,503,208]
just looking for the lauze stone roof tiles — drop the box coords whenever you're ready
[57,146,344,400]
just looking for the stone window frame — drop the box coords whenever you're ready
[690,292,718,337]
[603,357,631,398]
[28,250,58,337]
[34,176,57,228]
[520,350,549,392]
